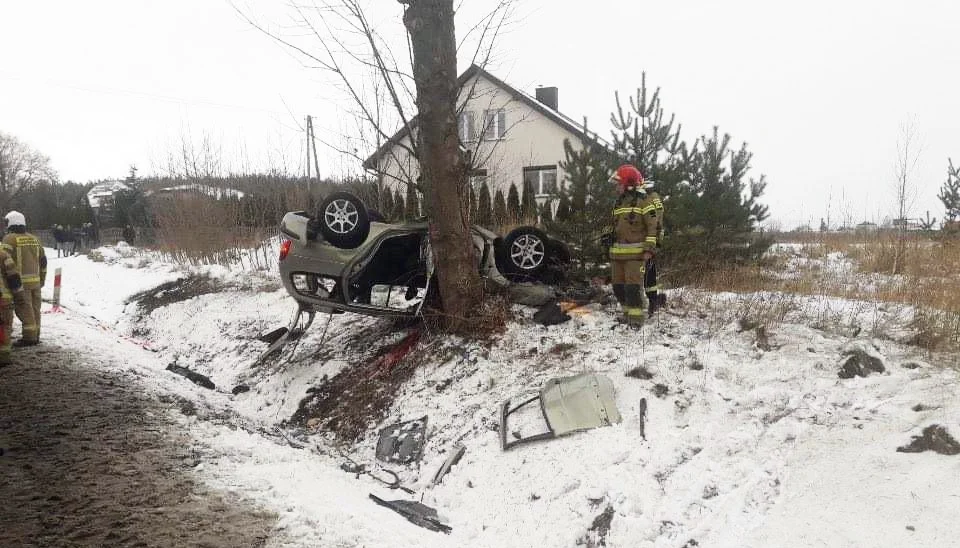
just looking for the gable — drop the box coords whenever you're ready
[362,65,603,170]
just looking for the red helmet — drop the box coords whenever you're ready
[611,164,643,191]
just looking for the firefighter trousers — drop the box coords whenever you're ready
[611,259,647,324]
[14,287,40,342]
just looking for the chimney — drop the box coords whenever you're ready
[535,86,558,110]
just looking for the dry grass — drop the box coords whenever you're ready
[148,194,278,269]
[687,231,960,352]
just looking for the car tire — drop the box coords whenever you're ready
[318,192,370,249]
[500,226,550,281]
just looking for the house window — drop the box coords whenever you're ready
[523,165,558,196]
[482,109,506,140]
[459,111,476,142]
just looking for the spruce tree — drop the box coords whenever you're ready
[938,158,960,222]
[506,182,521,224]
[520,178,537,222]
[493,189,507,228]
[477,181,492,227]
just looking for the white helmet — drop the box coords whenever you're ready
[4,211,26,227]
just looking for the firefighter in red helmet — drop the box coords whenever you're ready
[608,165,660,326]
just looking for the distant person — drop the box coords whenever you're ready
[85,222,100,248]
[122,225,136,245]
[62,225,75,257]
[52,225,67,257]
[70,225,82,254]
[2,211,45,346]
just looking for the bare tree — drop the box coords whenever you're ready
[893,119,921,274]
[233,0,519,331]
[0,131,58,209]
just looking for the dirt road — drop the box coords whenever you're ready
[0,341,278,547]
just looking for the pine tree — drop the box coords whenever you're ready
[477,181,492,227]
[506,182,521,224]
[404,183,420,220]
[938,158,960,222]
[546,135,616,275]
[520,178,537,222]
[668,127,770,265]
[493,189,507,228]
[608,74,771,273]
[609,72,688,200]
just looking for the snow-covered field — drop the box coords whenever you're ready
[36,243,960,547]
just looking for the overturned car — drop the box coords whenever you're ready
[277,191,570,319]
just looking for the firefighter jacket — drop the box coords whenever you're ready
[0,248,23,306]
[2,231,46,289]
[610,189,661,260]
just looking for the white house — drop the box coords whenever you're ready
[362,64,604,207]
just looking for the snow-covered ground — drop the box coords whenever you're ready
[35,243,960,547]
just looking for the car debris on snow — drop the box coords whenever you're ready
[500,373,622,450]
[429,444,466,486]
[376,416,428,464]
[368,494,452,534]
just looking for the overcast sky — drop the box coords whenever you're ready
[2,0,958,228]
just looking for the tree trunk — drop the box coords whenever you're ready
[402,0,482,332]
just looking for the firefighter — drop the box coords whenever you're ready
[608,164,660,327]
[0,248,24,365]
[2,211,45,346]
[641,181,666,315]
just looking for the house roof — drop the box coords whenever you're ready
[362,64,606,170]
[86,180,131,209]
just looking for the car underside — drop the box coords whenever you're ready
[278,191,570,319]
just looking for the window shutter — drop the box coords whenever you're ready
[497,110,506,139]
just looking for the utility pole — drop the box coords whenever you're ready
[305,115,322,205]
[306,115,312,198]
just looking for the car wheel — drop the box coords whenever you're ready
[318,191,370,249]
[501,226,549,280]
